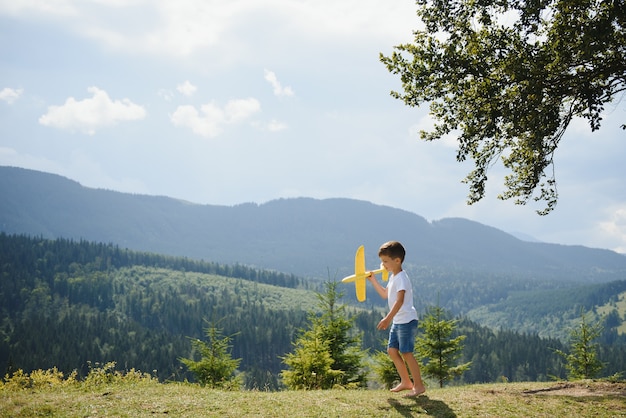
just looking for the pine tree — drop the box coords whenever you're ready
[281,328,343,389]
[281,281,367,389]
[556,309,605,380]
[314,281,368,387]
[416,305,471,388]
[179,319,242,389]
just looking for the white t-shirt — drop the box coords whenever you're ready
[387,270,418,324]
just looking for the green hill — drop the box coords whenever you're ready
[466,281,626,341]
[0,233,318,388]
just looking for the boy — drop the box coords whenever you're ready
[367,241,425,397]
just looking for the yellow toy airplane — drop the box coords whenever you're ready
[341,245,388,302]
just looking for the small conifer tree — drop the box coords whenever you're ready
[416,305,470,388]
[314,281,368,387]
[556,309,605,380]
[180,320,242,389]
[281,281,367,389]
[281,328,343,389]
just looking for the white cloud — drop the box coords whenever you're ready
[224,98,261,122]
[74,1,249,57]
[170,98,261,138]
[598,206,626,254]
[253,119,288,132]
[267,119,288,132]
[158,88,174,101]
[0,1,417,59]
[176,80,197,97]
[0,87,23,104]
[38,87,146,135]
[264,70,294,97]
[0,0,77,17]
[147,1,245,56]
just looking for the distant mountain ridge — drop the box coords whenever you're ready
[1,165,625,283]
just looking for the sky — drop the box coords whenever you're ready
[1,0,625,254]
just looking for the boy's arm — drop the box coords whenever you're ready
[367,272,387,299]
[378,290,405,330]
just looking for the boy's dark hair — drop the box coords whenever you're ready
[378,241,406,262]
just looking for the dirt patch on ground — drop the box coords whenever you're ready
[523,381,626,397]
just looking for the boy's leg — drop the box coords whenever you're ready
[402,352,426,396]
[388,347,413,392]
[387,324,413,392]
[397,319,426,396]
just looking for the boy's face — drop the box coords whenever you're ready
[380,255,402,273]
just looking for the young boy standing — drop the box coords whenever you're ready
[367,241,425,397]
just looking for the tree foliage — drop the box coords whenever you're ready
[416,306,471,387]
[381,0,626,214]
[556,309,605,379]
[179,320,242,389]
[281,281,367,389]
[313,281,368,387]
[280,329,343,390]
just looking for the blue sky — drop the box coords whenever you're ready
[1,0,625,253]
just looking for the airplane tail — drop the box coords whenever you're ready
[342,245,388,302]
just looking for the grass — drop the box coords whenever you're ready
[2,380,625,417]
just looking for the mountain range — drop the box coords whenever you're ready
[1,165,625,284]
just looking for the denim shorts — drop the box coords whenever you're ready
[388,319,418,353]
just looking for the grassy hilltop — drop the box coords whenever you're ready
[1,375,625,417]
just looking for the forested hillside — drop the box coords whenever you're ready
[0,234,316,389]
[2,234,626,389]
[466,281,626,341]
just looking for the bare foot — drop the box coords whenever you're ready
[404,387,426,398]
[390,383,413,393]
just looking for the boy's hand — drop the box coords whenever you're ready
[377,317,391,330]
